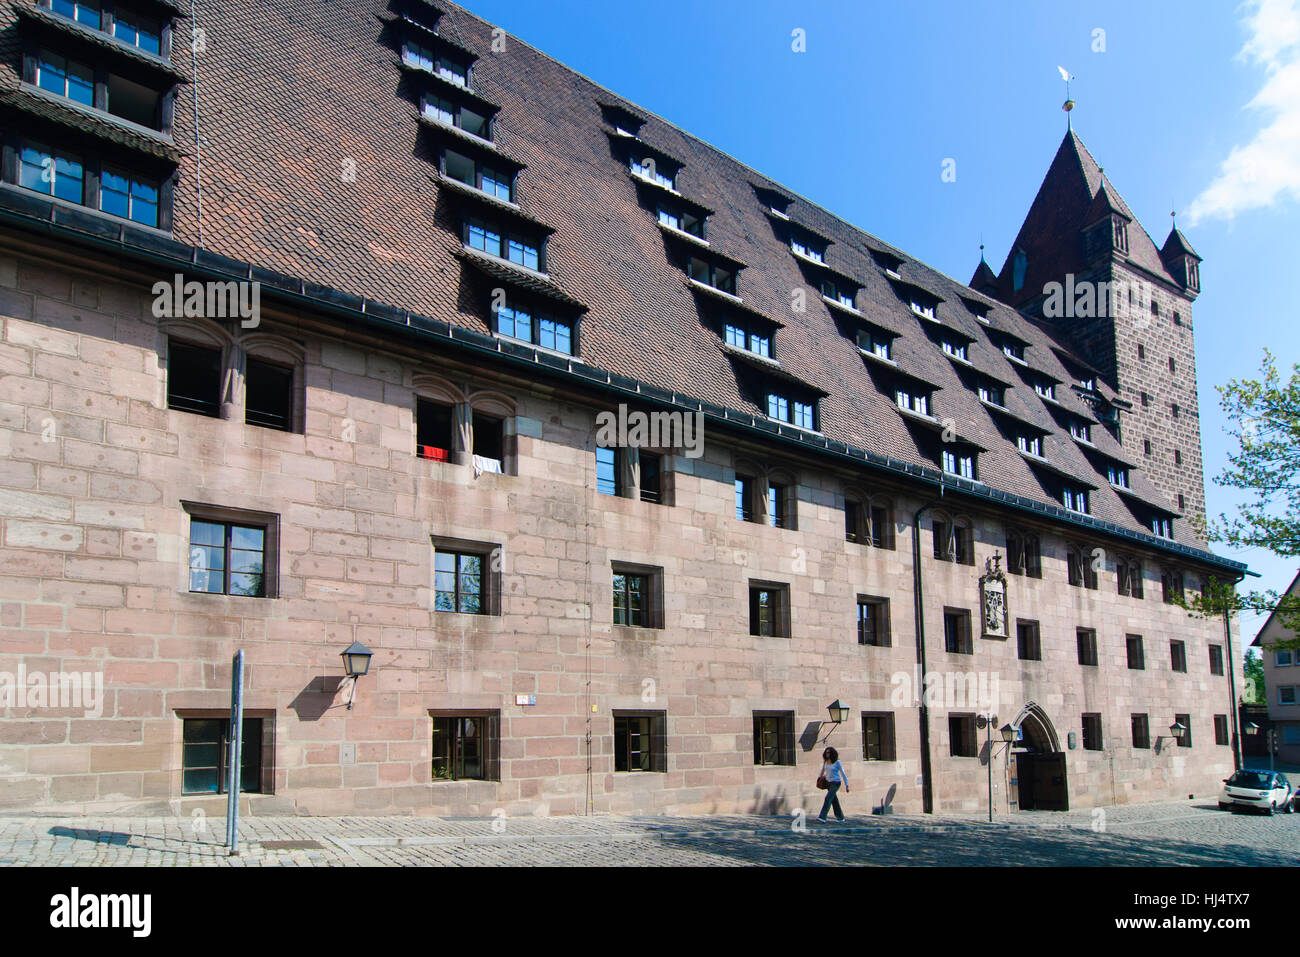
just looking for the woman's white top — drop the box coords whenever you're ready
[823,759,847,784]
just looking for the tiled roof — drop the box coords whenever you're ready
[0,0,1214,551]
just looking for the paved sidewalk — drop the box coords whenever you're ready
[1,799,1297,866]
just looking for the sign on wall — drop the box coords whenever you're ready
[981,554,1009,639]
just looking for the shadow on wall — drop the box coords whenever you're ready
[799,722,824,753]
[288,676,345,721]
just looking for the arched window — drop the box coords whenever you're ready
[1161,568,1185,605]
[932,511,973,565]
[1067,543,1098,590]
[467,390,517,475]
[413,374,468,463]
[1116,556,1144,598]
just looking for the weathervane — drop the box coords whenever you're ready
[1058,66,1075,128]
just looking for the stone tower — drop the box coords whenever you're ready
[977,130,1206,539]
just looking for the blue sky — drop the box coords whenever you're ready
[466,0,1300,649]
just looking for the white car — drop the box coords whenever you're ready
[1219,770,1294,815]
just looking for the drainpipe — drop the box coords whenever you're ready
[1225,569,1258,773]
[911,489,945,814]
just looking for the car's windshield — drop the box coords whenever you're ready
[1227,771,1272,788]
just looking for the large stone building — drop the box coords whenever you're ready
[0,0,1247,817]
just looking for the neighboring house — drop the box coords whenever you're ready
[1251,570,1300,764]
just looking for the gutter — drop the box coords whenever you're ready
[0,198,1248,576]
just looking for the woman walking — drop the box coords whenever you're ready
[817,746,850,823]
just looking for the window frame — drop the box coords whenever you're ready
[179,714,267,795]
[1076,627,1098,667]
[752,711,796,767]
[857,595,890,647]
[611,561,663,630]
[613,711,667,773]
[862,711,897,762]
[430,710,500,782]
[943,607,973,655]
[182,503,278,599]
[1126,634,1145,671]
[431,537,502,617]
[748,580,791,638]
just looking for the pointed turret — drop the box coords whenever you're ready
[970,247,998,296]
[1160,226,1202,298]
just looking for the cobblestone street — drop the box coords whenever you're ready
[2,799,1297,866]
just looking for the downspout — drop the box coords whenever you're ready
[911,488,945,814]
[1225,569,1259,772]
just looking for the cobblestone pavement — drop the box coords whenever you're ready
[1,799,1297,866]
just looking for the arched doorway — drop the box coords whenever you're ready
[1011,702,1069,811]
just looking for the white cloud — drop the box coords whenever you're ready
[1185,0,1300,225]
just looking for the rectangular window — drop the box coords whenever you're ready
[910,299,936,321]
[436,55,468,87]
[1071,420,1093,443]
[1062,486,1088,514]
[1117,558,1144,598]
[845,500,860,543]
[1035,380,1056,400]
[596,446,620,497]
[434,550,489,615]
[431,712,499,781]
[1170,640,1187,673]
[188,519,268,597]
[416,398,454,461]
[166,339,222,417]
[1277,649,1294,667]
[52,0,101,29]
[686,257,735,294]
[640,452,662,504]
[1281,686,1297,705]
[19,141,84,205]
[443,149,512,201]
[862,712,897,762]
[724,321,770,357]
[1175,713,1192,748]
[869,504,891,549]
[1108,465,1128,487]
[857,328,891,360]
[1214,715,1229,747]
[1081,714,1103,751]
[611,564,661,629]
[752,712,795,766]
[244,356,294,432]
[1162,570,1185,604]
[790,235,824,262]
[767,483,788,529]
[1209,644,1224,676]
[978,383,1004,406]
[472,412,504,471]
[933,520,972,565]
[1076,628,1098,667]
[1006,532,1041,578]
[1126,635,1145,670]
[941,340,967,361]
[181,717,262,794]
[630,157,675,190]
[403,38,435,71]
[1131,714,1150,750]
[1002,342,1024,362]
[749,582,789,638]
[941,449,975,480]
[857,597,890,647]
[1017,434,1042,457]
[36,50,94,106]
[613,712,666,772]
[1017,619,1041,661]
[1068,548,1098,590]
[100,167,159,228]
[735,475,754,522]
[895,388,929,416]
[944,608,973,655]
[948,714,978,757]
[113,7,163,55]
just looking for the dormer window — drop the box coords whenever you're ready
[790,236,824,263]
[1034,379,1055,400]
[1069,419,1091,442]
[1017,434,1042,457]
[895,387,929,417]
[1108,465,1129,488]
[422,93,491,139]
[36,50,94,106]
[443,149,513,201]
[1112,218,1129,253]
[18,141,159,228]
[657,205,704,238]
[724,320,770,358]
[464,218,542,271]
[870,249,903,278]
[1062,485,1089,514]
[910,299,936,321]
[941,339,967,361]
[630,156,675,191]
[942,448,976,480]
[52,0,101,28]
[1002,341,1025,363]
[767,393,815,430]
[1152,516,1173,539]
[113,5,162,55]
[495,303,573,355]
[821,279,855,309]
[978,383,1004,406]
[600,103,645,138]
[686,257,735,295]
[857,328,891,360]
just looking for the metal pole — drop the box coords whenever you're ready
[1223,605,1243,772]
[225,649,244,856]
[987,721,993,823]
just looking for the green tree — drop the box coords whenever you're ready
[1243,650,1265,704]
[1210,349,1300,642]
